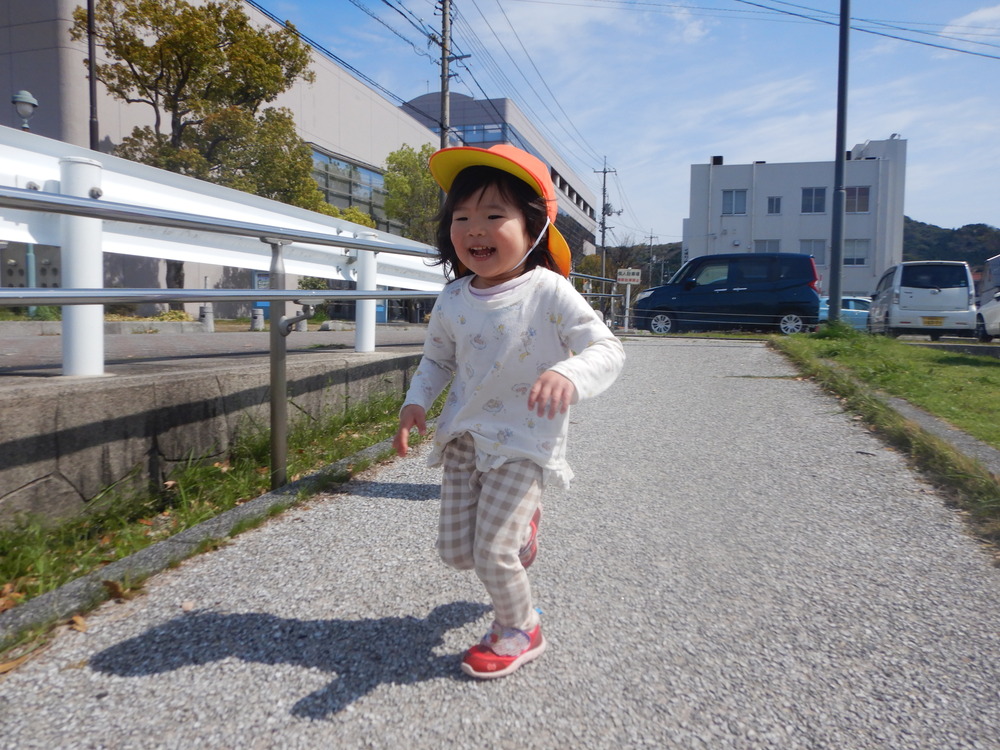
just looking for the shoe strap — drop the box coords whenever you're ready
[481,622,532,657]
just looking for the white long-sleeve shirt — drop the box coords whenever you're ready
[403,267,625,488]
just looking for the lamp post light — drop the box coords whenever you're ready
[12,90,38,131]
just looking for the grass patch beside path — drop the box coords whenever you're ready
[0,392,429,633]
[772,324,1000,550]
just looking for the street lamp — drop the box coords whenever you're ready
[11,90,38,131]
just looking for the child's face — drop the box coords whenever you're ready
[450,184,533,288]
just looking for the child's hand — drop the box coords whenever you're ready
[528,371,577,419]
[394,404,427,457]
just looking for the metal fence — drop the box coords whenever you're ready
[0,183,441,489]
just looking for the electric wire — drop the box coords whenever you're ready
[450,3,601,174]
[347,0,437,62]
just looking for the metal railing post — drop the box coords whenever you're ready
[355,231,379,353]
[265,237,290,489]
[59,157,105,376]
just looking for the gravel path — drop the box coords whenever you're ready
[2,337,998,749]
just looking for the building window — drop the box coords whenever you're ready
[754,239,780,253]
[846,186,870,213]
[801,187,826,214]
[800,239,826,265]
[722,189,747,215]
[844,239,870,266]
[767,196,781,215]
[310,147,394,231]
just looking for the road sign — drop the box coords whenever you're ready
[617,268,642,285]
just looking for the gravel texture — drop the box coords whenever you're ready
[2,337,999,749]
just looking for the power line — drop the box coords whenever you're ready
[450,2,600,172]
[730,0,1000,60]
[490,0,602,164]
[347,0,437,61]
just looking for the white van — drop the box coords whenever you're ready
[868,261,977,340]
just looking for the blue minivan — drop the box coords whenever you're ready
[633,252,820,335]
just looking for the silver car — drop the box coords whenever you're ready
[868,261,977,340]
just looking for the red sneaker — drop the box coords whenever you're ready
[518,506,542,569]
[461,622,546,679]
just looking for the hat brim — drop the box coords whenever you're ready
[430,146,549,201]
[430,146,572,278]
[548,224,571,278]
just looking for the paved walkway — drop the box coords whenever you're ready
[2,337,999,749]
[0,324,427,381]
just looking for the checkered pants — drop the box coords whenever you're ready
[439,433,542,632]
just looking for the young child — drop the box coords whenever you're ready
[393,144,625,679]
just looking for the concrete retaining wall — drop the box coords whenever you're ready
[0,352,420,526]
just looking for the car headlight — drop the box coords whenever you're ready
[635,289,653,302]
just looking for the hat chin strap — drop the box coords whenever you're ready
[510,217,550,272]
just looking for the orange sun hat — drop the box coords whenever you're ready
[428,144,572,277]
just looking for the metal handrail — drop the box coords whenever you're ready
[0,182,443,491]
[0,184,433,257]
[0,288,436,306]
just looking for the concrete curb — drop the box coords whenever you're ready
[0,425,432,651]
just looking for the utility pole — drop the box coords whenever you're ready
[594,157,621,323]
[828,0,851,323]
[647,229,661,284]
[439,0,451,150]
[87,0,100,150]
[594,157,619,279]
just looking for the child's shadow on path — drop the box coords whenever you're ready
[89,601,490,719]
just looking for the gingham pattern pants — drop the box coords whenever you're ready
[439,433,542,632]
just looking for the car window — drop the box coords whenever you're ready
[775,257,804,280]
[900,265,968,289]
[737,259,772,282]
[876,270,894,294]
[693,262,729,286]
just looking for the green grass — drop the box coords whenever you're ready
[772,323,1000,547]
[0,391,425,619]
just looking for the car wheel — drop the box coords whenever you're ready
[929,333,941,342]
[884,315,900,338]
[777,312,805,335]
[649,311,676,335]
[976,316,993,343]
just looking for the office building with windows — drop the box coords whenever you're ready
[1,0,439,236]
[682,136,906,296]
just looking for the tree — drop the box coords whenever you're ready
[71,0,328,304]
[383,143,439,244]
[71,0,314,149]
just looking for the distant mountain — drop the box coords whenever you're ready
[904,217,1000,271]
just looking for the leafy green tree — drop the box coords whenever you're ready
[383,143,439,244]
[71,0,331,304]
[71,0,314,149]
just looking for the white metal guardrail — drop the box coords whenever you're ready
[0,179,441,490]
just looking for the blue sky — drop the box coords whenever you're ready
[261,0,1000,244]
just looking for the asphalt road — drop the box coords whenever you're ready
[1,337,998,749]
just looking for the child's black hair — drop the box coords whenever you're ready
[433,165,559,280]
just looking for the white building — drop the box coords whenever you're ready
[682,136,907,297]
